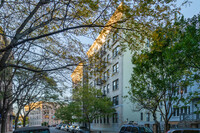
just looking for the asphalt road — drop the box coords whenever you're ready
[50,127,69,133]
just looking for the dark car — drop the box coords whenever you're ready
[13,126,50,133]
[119,124,153,133]
[166,128,200,133]
[56,124,63,129]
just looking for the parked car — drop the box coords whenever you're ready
[61,124,67,130]
[56,124,63,129]
[69,125,77,133]
[166,128,200,133]
[51,124,56,127]
[64,124,70,131]
[75,126,89,133]
[119,124,153,133]
[13,126,50,133]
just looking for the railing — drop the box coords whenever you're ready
[180,113,200,121]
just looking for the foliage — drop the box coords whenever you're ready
[72,85,115,121]
[56,85,114,131]
[128,17,196,132]
[172,14,200,83]
[41,122,48,126]
[55,102,82,123]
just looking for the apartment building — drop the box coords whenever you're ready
[71,4,161,132]
[25,101,61,126]
[169,82,200,128]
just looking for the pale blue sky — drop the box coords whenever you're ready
[177,0,200,18]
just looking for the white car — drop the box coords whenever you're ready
[60,124,67,130]
[69,125,77,133]
[64,124,70,131]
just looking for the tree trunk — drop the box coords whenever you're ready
[164,120,170,133]
[152,112,161,133]
[15,114,19,130]
[88,121,91,133]
[1,112,8,133]
[23,116,26,127]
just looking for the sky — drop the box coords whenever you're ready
[177,0,200,18]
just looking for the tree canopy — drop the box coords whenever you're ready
[55,85,115,132]
[128,13,200,132]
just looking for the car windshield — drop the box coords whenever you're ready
[139,127,145,133]
[144,127,152,132]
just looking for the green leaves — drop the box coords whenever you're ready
[64,85,115,124]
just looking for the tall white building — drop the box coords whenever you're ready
[71,4,160,132]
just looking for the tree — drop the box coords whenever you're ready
[55,102,82,124]
[13,69,59,129]
[0,0,184,72]
[0,1,187,133]
[172,14,200,83]
[56,85,115,132]
[128,23,192,132]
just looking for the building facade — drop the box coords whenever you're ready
[71,4,161,132]
[169,82,200,128]
[25,101,61,126]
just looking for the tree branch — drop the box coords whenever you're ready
[5,63,78,72]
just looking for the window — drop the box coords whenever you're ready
[103,86,106,95]
[141,113,143,121]
[177,108,179,116]
[146,113,150,121]
[181,107,184,114]
[107,54,110,63]
[107,40,110,48]
[173,108,176,116]
[184,107,187,114]
[113,63,119,73]
[103,116,106,123]
[107,115,109,123]
[113,113,118,123]
[188,106,190,114]
[100,117,102,123]
[113,46,119,58]
[107,84,110,93]
[113,79,119,91]
[107,69,110,79]
[113,95,119,106]
[103,57,106,67]
[183,87,187,93]
[103,72,107,80]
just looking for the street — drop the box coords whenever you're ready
[49,127,69,133]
